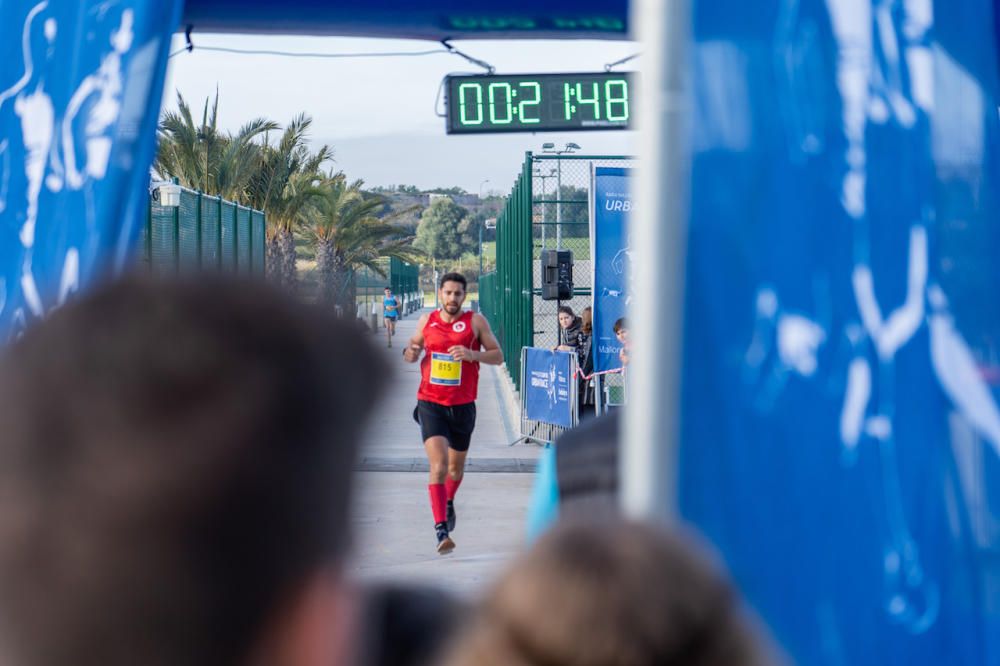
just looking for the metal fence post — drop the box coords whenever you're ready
[172,200,180,275]
[145,196,153,271]
[216,199,223,270]
[247,208,254,275]
[233,205,240,272]
[195,191,203,270]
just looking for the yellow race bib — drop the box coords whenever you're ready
[430,352,462,386]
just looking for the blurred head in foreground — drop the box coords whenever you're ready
[440,519,772,666]
[0,274,386,666]
[355,582,467,666]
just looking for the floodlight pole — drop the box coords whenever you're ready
[534,168,556,250]
[556,161,562,249]
[621,0,691,523]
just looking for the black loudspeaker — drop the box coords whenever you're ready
[541,249,573,301]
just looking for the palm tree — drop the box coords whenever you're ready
[154,91,277,200]
[245,114,333,290]
[307,178,422,314]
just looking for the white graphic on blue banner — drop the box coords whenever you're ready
[524,348,573,428]
[685,0,1000,663]
[592,167,632,372]
[0,0,177,341]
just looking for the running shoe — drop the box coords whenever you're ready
[446,500,457,533]
[435,522,455,554]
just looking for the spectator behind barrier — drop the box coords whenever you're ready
[613,316,630,366]
[355,582,468,666]
[440,520,775,666]
[554,305,583,355]
[0,274,386,666]
[577,306,595,417]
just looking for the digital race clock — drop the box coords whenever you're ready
[444,72,636,134]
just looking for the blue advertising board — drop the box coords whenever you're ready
[679,1,1000,664]
[0,0,181,342]
[524,347,574,428]
[592,166,632,373]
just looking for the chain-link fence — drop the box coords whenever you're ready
[139,185,266,277]
[480,152,635,392]
[531,154,636,351]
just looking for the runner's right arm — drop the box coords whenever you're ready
[403,313,429,363]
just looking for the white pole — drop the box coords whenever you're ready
[621,0,691,522]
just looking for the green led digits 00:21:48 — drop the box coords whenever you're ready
[444,72,636,134]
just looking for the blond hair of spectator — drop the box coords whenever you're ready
[440,519,772,666]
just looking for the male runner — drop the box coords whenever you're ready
[403,272,503,554]
[383,286,399,347]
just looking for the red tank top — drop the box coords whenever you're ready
[418,310,480,405]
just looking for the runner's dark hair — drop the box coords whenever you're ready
[439,272,467,290]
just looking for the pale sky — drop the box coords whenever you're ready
[162,33,640,193]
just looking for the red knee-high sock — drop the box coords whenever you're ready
[445,476,463,501]
[428,483,448,524]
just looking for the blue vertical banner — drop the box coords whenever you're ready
[591,166,633,372]
[0,0,182,342]
[679,1,1000,665]
[524,347,574,428]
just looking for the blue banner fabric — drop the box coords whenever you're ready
[591,166,633,373]
[0,0,182,342]
[679,1,1000,664]
[524,347,574,428]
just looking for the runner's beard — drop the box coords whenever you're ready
[444,302,461,314]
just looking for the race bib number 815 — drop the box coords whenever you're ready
[430,352,462,386]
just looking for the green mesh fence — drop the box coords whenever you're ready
[177,190,200,271]
[220,201,236,271]
[149,203,177,277]
[200,194,221,268]
[251,211,266,274]
[236,205,252,274]
[138,205,152,272]
[349,259,422,328]
[142,184,265,277]
[481,154,534,391]
[479,271,497,336]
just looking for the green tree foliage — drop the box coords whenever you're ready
[306,178,421,311]
[537,184,589,239]
[156,94,333,291]
[414,198,475,261]
[426,186,468,196]
[243,114,334,290]
[154,90,279,201]
[370,184,422,195]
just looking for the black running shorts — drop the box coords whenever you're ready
[413,400,477,452]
